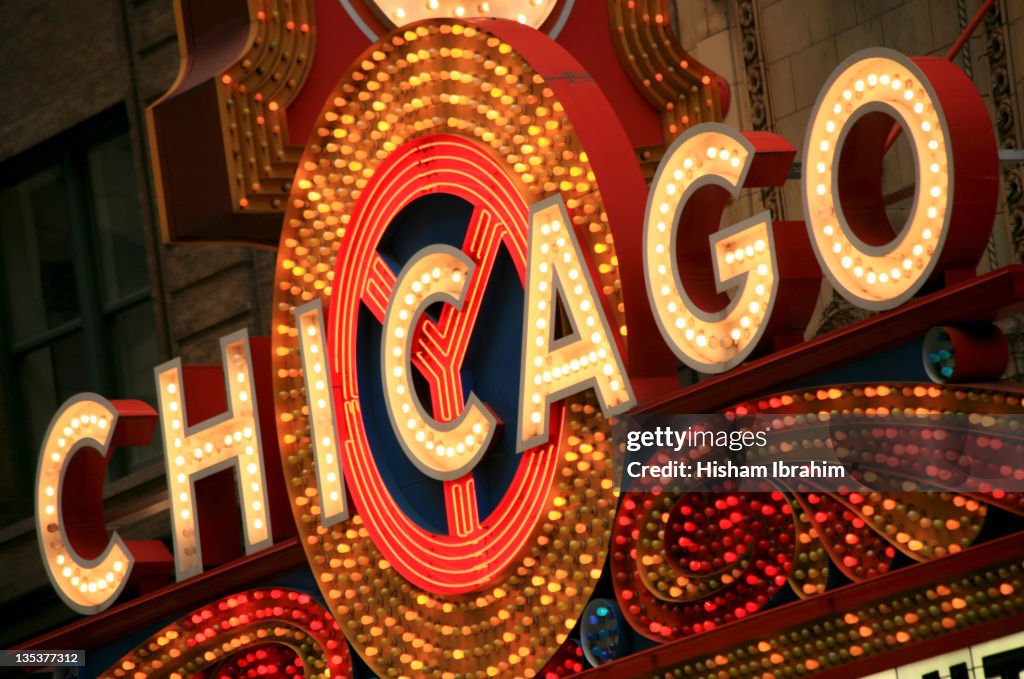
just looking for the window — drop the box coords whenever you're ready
[0,111,160,521]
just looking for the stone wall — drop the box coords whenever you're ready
[672,0,1024,334]
[0,0,277,367]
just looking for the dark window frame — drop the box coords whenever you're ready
[0,106,159,515]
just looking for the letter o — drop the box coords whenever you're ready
[802,49,997,310]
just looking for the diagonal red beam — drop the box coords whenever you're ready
[884,0,995,152]
[639,265,1024,414]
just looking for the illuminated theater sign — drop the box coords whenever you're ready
[29,2,1024,678]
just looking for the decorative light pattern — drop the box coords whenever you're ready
[613,383,1024,643]
[922,323,1009,385]
[382,245,497,478]
[149,0,725,244]
[581,599,628,666]
[613,489,798,641]
[610,547,1024,679]
[219,1,314,214]
[35,395,162,615]
[607,0,724,142]
[644,125,780,373]
[147,0,315,243]
[199,645,301,679]
[537,639,586,678]
[295,301,348,527]
[369,0,560,28]
[155,331,272,581]
[925,328,957,381]
[802,49,997,310]
[269,19,641,677]
[519,197,635,451]
[99,588,351,679]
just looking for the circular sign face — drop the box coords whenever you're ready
[270,17,645,678]
[328,132,569,594]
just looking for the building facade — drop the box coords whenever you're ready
[0,0,278,643]
[1,0,1023,676]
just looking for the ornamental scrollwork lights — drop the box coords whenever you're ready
[149,1,728,246]
[608,0,727,172]
[148,0,315,244]
[100,589,351,679]
[612,383,1024,659]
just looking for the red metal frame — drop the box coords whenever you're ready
[28,4,1022,672]
[639,265,1024,414]
[21,266,1024,654]
[60,399,173,582]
